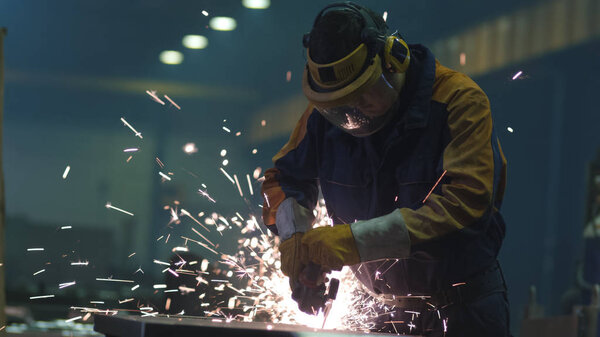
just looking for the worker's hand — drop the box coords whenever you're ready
[300,224,360,270]
[279,232,308,288]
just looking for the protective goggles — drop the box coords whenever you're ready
[302,43,400,137]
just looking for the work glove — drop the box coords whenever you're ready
[279,232,308,288]
[275,198,315,288]
[300,224,361,271]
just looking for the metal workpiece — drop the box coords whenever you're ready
[93,314,412,337]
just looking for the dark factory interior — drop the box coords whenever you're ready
[0,0,600,336]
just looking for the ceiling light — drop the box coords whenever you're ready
[159,50,183,65]
[209,17,237,31]
[242,0,270,9]
[182,35,208,49]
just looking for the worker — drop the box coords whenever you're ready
[261,2,510,336]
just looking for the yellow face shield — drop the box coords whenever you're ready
[302,43,402,137]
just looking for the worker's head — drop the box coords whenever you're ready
[302,2,410,137]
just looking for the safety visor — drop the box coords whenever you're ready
[302,43,399,137]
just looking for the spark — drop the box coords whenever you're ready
[422,170,448,203]
[261,120,266,126]
[191,227,216,247]
[183,142,198,154]
[119,298,134,304]
[198,188,217,203]
[27,248,44,252]
[154,284,167,289]
[181,236,219,255]
[105,202,134,216]
[460,52,466,66]
[120,117,143,139]
[62,166,71,179]
[83,313,91,321]
[33,269,46,276]
[234,174,244,197]
[128,252,136,258]
[220,149,227,157]
[127,155,133,163]
[253,167,262,179]
[90,301,104,304]
[159,171,172,181]
[252,149,258,154]
[286,71,292,82]
[220,167,235,184]
[222,126,231,133]
[155,157,165,168]
[382,11,388,21]
[202,10,209,16]
[164,95,181,110]
[452,282,466,287]
[222,159,229,166]
[131,285,139,291]
[235,212,245,221]
[65,316,82,323]
[246,174,254,195]
[95,278,134,283]
[235,131,241,136]
[71,261,89,266]
[61,226,72,230]
[168,269,180,277]
[263,193,270,207]
[146,90,165,105]
[181,209,210,231]
[30,295,55,300]
[507,126,514,133]
[172,246,189,252]
[153,259,171,266]
[512,70,523,80]
[123,148,138,152]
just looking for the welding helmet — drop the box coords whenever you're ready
[302,2,410,137]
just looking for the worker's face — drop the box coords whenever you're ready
[349,72,403,118]
[315,71,406,137]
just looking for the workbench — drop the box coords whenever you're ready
[93,314,414,337]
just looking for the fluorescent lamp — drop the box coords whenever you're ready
[209,17,237,31]
[159,50,183,65]
[182,35,208,49]
[242,0,270,9]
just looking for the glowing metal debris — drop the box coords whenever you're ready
[33,269,46,276]
[155,157,165,168]
[61,225,72,230]
[153,284,167,289]
[95,278,134,283]
[222,159,229,166]
[131,285,139,291]
[27,248,44,252]
[164,95,181,110]
[234,174,244,197]
[120,117,143,139]
[119,298,134,304]
[198,188,216,203]
[507,126,514,133]
[220,149,227,157]
[220,167,235,184]
[512,70,523,80]
[223,126,231,133]
[123,148,138,152]
[71,261,89,266]
[159,171,172,181]
[422,170,448,203]
[65,316,82,323]
[183,142,198,154]
[62,165,71,179]
[105,202,134,216]
[30,295,55,300]
[202,10,209,16]
[246,174,254,195]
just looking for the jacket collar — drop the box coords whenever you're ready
[400,44,436,130]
